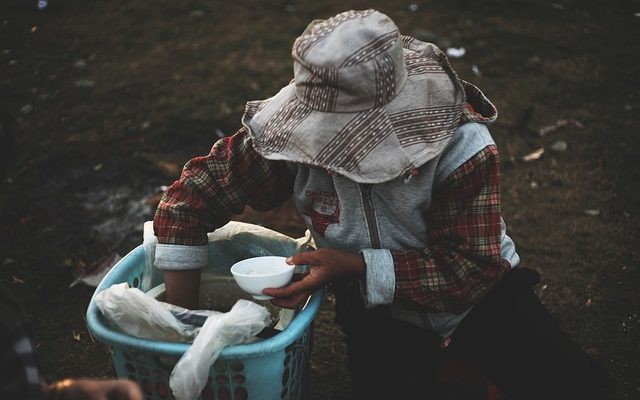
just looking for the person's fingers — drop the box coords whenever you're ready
[50,379,143,400]
[268,292,310,309]
[108,380,143,400]
[291,273,305,282]
[268,297,295,309]
[287,252,315,266]
[263,278,310,298]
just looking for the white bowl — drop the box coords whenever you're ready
[230,256,294,300]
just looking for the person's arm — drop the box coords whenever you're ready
[43,379,143,400]
[153,127,294,308]
[386,144,510,313]
[162,270,201,310]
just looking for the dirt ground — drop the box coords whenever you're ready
[1,0,639,399]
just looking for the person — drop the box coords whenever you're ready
[0,115,142,400]
[0,284,143,400]
[152,9,609,399]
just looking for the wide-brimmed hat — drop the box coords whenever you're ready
[242,9,496,183]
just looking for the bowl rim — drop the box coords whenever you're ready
[230,255,294,278]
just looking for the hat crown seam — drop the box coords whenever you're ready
[291,14,406,113]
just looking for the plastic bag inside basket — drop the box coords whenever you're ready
[94,282,203,342]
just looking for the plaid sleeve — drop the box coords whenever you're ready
[153,127,294,245]
[391,145,511,313]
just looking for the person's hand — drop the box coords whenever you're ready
[44,378,143,400]
[262,248,365,309]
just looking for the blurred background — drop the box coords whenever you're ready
[0,0,638,398]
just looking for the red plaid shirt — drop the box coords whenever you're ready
[154,127,510,312]
[154,128,294,246]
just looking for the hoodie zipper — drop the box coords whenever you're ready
[360,184,381,249]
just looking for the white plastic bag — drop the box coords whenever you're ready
[141,220,163,291]
[170,299,271,400]
[94,283,205,342]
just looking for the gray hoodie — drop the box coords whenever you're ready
[285,121,519,336]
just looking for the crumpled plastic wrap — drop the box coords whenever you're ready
[95,283,272,400]
[94,282,206,342]
[169,299,271,400]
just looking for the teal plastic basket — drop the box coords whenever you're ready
[86,245,323,400]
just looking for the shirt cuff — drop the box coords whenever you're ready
[154,244,208,270]
[360,248,396,308]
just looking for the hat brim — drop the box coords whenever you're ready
[242,39,466,184]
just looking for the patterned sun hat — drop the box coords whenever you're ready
[242,9,485,183]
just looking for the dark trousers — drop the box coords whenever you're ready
[339,268,610,400]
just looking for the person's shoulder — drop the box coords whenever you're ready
[452,122,494,146]
[433,122,497,186]
[443,122,495,159]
